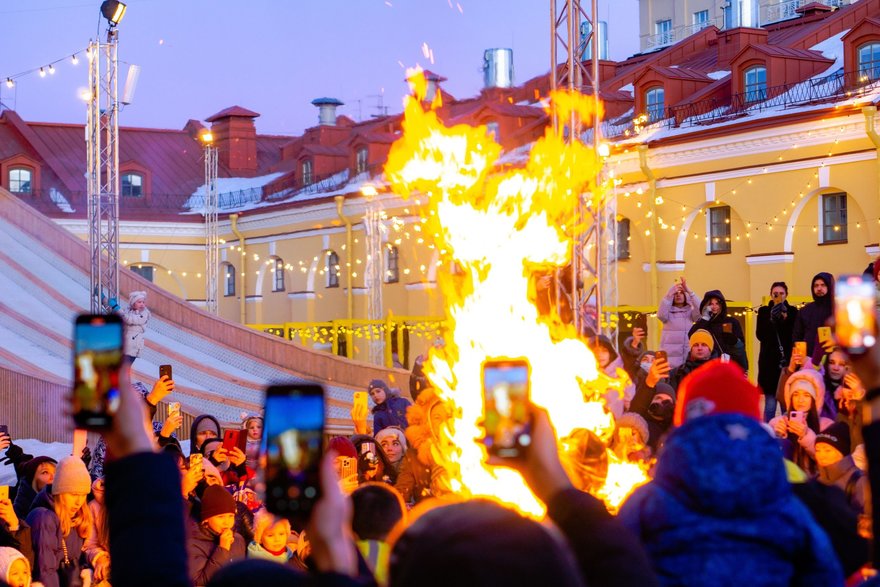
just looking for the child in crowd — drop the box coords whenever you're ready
[241,413,264,472]
[247,509,306,569]
[369,379,411,432]
[26,456,92,587]
[0,546,31,587]
[121,291,150,365]
[188,485,246,585]
[12,457,56,520]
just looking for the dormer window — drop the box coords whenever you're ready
[645,87,665,123]
[121,172,144,197]
[744,66,767,103]
[486,121,500,142]
[356,147,368,174]
[858,43,880,81]
[9,167,32,193]
[302,159,313,186]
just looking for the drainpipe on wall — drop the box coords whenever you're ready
[229,213,247,325]
[638,145,660,350]
[864,107,880,218]
[335,196,354,356]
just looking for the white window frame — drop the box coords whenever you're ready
[819,192,847,244]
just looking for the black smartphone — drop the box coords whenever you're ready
[835,274,878,355]
[0,425,8,437]
[159,364,173,381]
[260,383,325,530]
[73,314,123,429]
[481,358,531,460]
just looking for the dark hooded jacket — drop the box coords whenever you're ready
[187,520,246,585]
[371,389,411,433]
[619,414,843,587]
[12,456,56,520]
[756,298,798,396]
[25,488,87,587]
[688,290,748,372]
[793,272,835,357]
[189,414,222,456]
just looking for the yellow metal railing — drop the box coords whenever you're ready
[248,315,447,368]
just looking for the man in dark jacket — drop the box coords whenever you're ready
[793,272,835,358]
[688,289,748,372]
[756,281,798,421]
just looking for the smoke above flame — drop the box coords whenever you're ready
[384,71,647,516]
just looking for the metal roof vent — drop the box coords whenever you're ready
[311,97,344,126]
[483,48,514,89]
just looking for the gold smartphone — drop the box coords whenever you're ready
[817,327,832,344]
[0,486,8,501]
[353,391,368,412]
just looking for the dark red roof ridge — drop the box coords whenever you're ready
[205,105,260,122]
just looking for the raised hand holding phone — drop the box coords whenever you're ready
[72,314,124,429]
[481,358,532,462]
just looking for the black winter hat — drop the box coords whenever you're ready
[22,456,57,485]
[200,485,236,521]
[815,421,851,456]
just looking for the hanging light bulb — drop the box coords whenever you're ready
[71,54,79,65]
[39,68,46,78]
[5,78,13,88]
[48,65,55,75]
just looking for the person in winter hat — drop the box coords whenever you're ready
[612,412,650,461]
[770,368,834,475]
[814,421,867,514]
[588,335,636,416]
[657,277,701,370]
[673,359,761,426]
[688,290,748,372]
[26,456,92,587]
[375,426,408,475]
[188,484,246,585]
[619,413,843,586]
[240,412,263,472]
[793,272,835,358]
[756,281,798,421]
[668,330,714,391]
[246,509,306,570]
[641,384,676,452]
[189,414,221,456]
[121,290,150,365]
[12,457,55,520]
[369,379,412,432]
[0,546,31,587]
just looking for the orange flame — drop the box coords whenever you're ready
[385,72,647,516]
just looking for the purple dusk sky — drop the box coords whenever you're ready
[0,0,640,136]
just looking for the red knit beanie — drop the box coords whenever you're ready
[673,359,761,426]
[328,436,357,459]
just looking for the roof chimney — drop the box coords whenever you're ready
[205,106,260,174]
[311,97,344,126]
[405,70,447,102]
[483,48,514,89]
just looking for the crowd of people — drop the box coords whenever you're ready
[1,266,880,586]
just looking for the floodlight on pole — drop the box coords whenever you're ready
[100,1,127,27]
[202,129,219,315]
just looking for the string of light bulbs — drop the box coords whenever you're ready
[3,46,89,89]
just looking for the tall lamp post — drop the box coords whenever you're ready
[201,131,220,314]
[87,1,127,312]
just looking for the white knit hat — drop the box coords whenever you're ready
[129,291,147,307]
[52,456,91,495]
[0,547,29,587]
[784,369,825,413]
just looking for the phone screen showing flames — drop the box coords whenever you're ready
[482,362,531,458]
[73,320,122,425]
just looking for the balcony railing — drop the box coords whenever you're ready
[760,0,852,24]
[641,17,722,51]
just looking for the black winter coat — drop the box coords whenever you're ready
[793,272,835,357]
[756,300,798,396]
[688,290,748,372]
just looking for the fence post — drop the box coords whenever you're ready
[384,315,394,368]
[332,321,339,356]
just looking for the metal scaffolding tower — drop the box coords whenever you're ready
[204,140,220,314]
[550,0,618,344]
[364,203,384,365]
[86,31,120,313]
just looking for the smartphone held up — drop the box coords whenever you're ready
[260,383,325,530]
[72,314,123,429]
[835,274,878,355]
[481,358,532,460]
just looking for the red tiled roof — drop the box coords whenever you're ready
[300,144,348,157]
[205,105,260,122]
[646,65,714,82]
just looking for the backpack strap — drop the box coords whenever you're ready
[845,467,863,503]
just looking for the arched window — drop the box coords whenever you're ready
[326,251,339,288]
[121,172,144,197]
[356,147,369,174]
[272,258,285,292]
[9,167,32,193]
[645,87,665,123]
[302,159,313,186]
[224,264,236,296]
[385,245,400,284]
[744,66,767,103]
[858,43,880,82]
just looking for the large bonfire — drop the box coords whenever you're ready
[384,72,647,516]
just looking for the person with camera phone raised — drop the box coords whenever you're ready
[757,282,798,421]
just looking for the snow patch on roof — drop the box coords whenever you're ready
[810,30,849,66]
[184,172,284,212]
[619,83,634,94]
[707,70,731,80]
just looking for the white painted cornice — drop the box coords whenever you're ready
[405,281,437,290]
[56,219,204,237]
[642,262,685,272]
[745,253,794,265]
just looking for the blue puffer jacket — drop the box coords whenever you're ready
[619,414,843,587]
[372,390,412,432]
